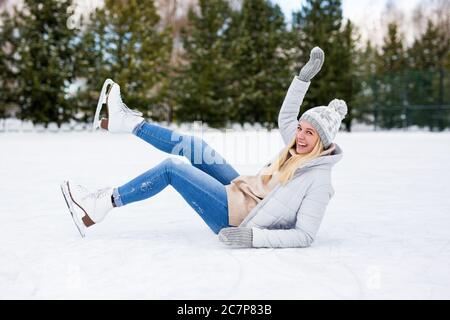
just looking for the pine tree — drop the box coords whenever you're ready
[227,0,292,128]
[334,19,359,131]
[173,0,234,127]
[0,0,77,125]
[379,23,406,73]
[75,0,172,122]
[353,40,379,128]
[406,19,450,130]
[375,22,407,129]
[0,9,14,118]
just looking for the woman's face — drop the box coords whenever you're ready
[295,120,319,154]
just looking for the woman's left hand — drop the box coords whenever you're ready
[218,227,253,248]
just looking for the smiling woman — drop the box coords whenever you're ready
[60,46,347,249]
[296,120,319,154]
[264,97,348,186]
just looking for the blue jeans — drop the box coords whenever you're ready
[113,121,240,234]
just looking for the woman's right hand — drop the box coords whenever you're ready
[298,46,325,82]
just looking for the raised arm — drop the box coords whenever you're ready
[278,47,325,145]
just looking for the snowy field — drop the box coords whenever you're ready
[0,127,449,299]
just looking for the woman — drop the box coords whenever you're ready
[61,46,347,248]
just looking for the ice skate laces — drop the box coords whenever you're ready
[72,184,92,201]
[94,188,111,200]
[117,88,143,117]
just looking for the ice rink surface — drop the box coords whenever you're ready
[1,128,449,299]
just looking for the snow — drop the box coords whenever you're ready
[0,129,449,299]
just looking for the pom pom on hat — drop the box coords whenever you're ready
[328,99,347,120]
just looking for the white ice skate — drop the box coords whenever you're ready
[92,79,144,133]
[60,180,114,237]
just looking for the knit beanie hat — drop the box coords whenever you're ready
[299,99,348,149]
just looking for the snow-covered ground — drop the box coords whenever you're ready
[0,128,449,299]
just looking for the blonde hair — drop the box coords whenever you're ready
[261,135,324,185]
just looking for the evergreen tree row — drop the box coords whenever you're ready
[0,0,449,130]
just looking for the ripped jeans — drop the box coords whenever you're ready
[112,121,240,234]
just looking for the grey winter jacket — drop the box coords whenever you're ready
[239,76,343,248]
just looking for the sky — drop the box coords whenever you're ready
[1,0,427,45]
[273,0,425,44]
[2,0,425,23]
[273,0,423,22]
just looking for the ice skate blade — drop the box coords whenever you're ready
[92,79,115,132]
[60,181,87,238]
